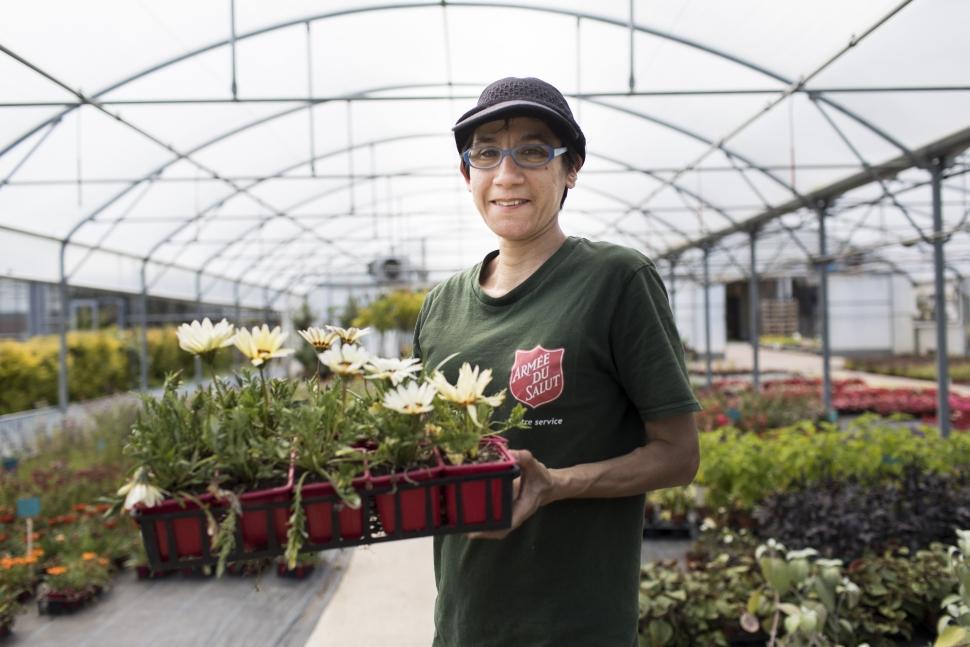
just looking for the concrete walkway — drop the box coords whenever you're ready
[300,535,692,647]
[8,552,350,647]
[303,538,437,647]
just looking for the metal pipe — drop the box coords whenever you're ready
[931,159,951,437]
[229,0,238,100]
[817,203,833,421]
[57,242,69,412]
[305,21,317,176]
[194,270,203,384]
[703,246,712,387]
[627,0,635,92]
[233,280,242,369]
[748,228,760,390]
[7,86,970,108]
[263,285,271,325]
[139,261,149,391]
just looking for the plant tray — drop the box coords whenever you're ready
[133,445,519,572]
[37,587,99,615]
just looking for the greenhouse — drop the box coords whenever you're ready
[1,1,969,645]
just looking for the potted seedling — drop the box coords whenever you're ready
[426,362,526,526]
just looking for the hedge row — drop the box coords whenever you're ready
[696,415,970,511]
[0,327,231,415]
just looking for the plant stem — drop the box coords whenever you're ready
[767,592,780,647]
[259,365,271,424]
[205,356,225,399]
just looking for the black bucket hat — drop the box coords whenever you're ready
[452,77,586,163]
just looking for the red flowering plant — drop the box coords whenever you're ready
[695,380,823,433]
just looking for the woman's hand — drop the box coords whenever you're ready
[467,449,559,540]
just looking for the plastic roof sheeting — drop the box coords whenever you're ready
[1,0,969,306]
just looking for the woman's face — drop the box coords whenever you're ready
[462,116,578,245]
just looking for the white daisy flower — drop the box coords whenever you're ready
[365,357,423,386]
[430,362,505,426]
[175,318,235,356]
[319,342,371,376]
[233,324,295,367]
[382,381,437,415]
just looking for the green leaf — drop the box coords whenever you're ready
[647,620,673,646]
[746,590,761,615]
[934,626,968,647]
[666,589,688,602]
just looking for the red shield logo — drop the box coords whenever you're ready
[509,346,565,409]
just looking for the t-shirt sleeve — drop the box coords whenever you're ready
[609,263,701,421]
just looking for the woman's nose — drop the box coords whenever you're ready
[493,152,524,183]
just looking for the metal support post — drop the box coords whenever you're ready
[229,0,238,99]
[748,229,761,391]
[703,246,712,388]
[817,203,833,421]
[194,271,203,384]
[139,262,149,392]
[931,159,951,437]
[263,285,271,325]
[57,242,70,412]
[233,280,242,369]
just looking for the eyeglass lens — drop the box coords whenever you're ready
[467,144,555,169]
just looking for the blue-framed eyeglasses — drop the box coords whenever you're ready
[462,143,568,170]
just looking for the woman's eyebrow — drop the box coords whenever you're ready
[473,132,551,145]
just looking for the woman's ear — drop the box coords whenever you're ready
[459,161,471,189]
[565,166,579,189]
[565,157,583,189]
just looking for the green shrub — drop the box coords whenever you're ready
[697,416,970,511]
[352,289,426,333]
[640,533,957,646]
[0,326,229,415]
[844,355,970,384]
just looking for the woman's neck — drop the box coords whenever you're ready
[480,227,567,298]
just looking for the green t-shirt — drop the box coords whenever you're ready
[413,236,700,647]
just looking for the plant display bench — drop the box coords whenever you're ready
[132,444,519,572]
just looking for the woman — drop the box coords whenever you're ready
[413,76,701,647]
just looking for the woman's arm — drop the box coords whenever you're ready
[468,411,699,540]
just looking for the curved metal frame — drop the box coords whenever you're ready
[0,0,964,430]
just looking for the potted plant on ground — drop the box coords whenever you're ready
[935,529,970,647]
[0,549,41,603]
[37,552,112,614]
[0,586,20,638]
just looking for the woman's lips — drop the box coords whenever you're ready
[491,199,529,208]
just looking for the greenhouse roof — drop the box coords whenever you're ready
[2,0,969,306]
